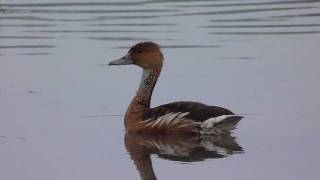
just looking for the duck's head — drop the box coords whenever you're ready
[109,42,163,70]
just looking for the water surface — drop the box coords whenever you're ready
[1,0,320,179]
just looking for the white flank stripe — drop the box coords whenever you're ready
[170,116,185,126]
[163,112,181,126]
[202,115,239,129]
[176,122,193,129]
[141,112,191,129]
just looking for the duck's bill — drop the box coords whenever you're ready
[109,53,133,65]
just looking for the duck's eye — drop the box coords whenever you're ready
[138,50,143,54]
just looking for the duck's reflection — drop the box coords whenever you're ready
[125,133,243,180]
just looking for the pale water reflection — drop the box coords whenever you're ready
[125,133,242,180]
[1,0,320,180]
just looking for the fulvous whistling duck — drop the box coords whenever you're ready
[109,42,242,134]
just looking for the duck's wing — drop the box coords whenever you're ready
[144,101,234,122]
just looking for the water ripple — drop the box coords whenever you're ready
[87,37,158,41]
[273,13,320,18]
[209,31,320,35]
[24,30,175,33]
[0,36,53,39]
[115,45,220,49]
[0,1,146,7]
[2,8,179,14]
[0,16,96,22]
[204,24,320,28]
[174,6,316,16]
[209,18,286,22]
[171,0,320,8]
[0,45,55,49]
[86,23,175,27]
[1,0,319,56]
[0,24,55,27]
[96,15,161,20]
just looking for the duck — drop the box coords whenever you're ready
[109,42,242,134]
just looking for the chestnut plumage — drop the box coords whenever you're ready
[109,42,242,134]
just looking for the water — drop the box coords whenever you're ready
[0,0,320,179]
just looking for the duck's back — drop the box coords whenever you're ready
[140,101,242,134]
[145,101,234,121]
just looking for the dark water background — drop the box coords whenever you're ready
[1,0,320,179]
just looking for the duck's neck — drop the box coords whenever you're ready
[125,67,161,131]
[136,68,161,107]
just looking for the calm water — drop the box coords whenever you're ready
[1,0,320,179]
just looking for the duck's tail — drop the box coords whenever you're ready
[200,115,243,135]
